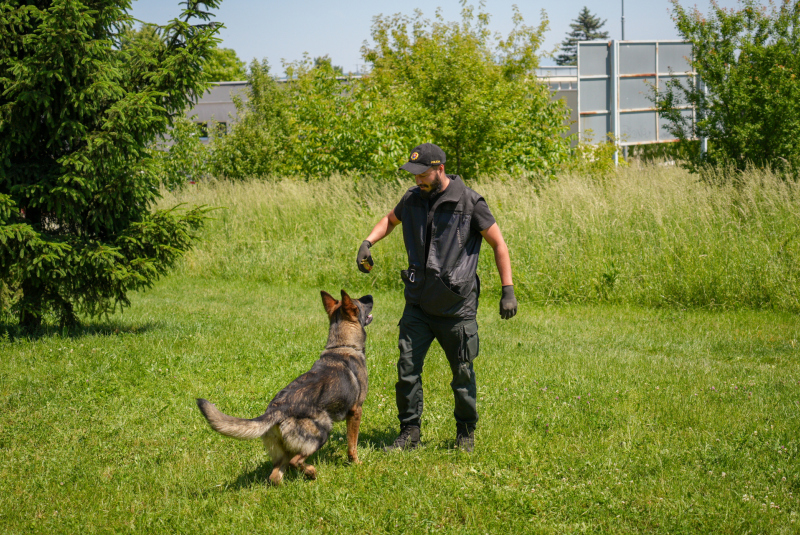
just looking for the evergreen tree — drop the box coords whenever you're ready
[119,22,162,50]
[556,7,609,66]
[0,0,221,328]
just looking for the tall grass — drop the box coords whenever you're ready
[161,165,800,311]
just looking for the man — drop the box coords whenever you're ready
[356,143,517,453]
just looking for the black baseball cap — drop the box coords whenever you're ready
[399,143,446,175]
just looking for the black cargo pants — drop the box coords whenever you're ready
[395,304,480,430]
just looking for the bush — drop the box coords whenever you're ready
[278,58,426,178]
[151,116,211,189]
[208,60,292,179]
[562,132,627,178]
[657,0,800,173]
[205,3,571,180]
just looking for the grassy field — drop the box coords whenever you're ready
[1,278,798,533]
[1,167,799,533]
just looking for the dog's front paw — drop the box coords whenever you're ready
[348,453,361,465]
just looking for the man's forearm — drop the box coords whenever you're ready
[493,242,513,287]
[366,214,397,245]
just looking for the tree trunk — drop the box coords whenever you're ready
[19,280,43,330]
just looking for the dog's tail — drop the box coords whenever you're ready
[196,399,278,440]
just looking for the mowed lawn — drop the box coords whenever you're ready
[0,276,798,534]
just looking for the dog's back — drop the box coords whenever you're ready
[197,290,373,484]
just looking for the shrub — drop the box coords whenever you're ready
[208,59,291,179]
[561,132,627,178]
[279,58,427,178]
[207,3,571,180]
[151,116,211,189]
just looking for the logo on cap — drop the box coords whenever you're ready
[410,152,419,161]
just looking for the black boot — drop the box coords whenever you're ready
[384,425,421,452]
[455,423,474,452]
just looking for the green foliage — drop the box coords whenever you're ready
[657,0,800,172]
[204,46,247,81]
[198,3,570,180]
[279,57,427,178]
[628,140,700,164]
[0,0,219,328]
[363,3,571,178]
[556,6,609,66]
[208,59,291,179]
[561,132,627,178]
[313,54,344,75]
[150,116,210,189]
[0,279,20,323]
[119,22,162,50]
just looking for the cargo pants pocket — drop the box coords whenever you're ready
[458,321,479,364]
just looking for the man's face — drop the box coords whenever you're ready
[415,165,443,199]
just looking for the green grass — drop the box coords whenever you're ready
[2,167,799,532]
[158,165,800,312]
[1,277,798,533]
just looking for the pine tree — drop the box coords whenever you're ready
[0,1,221,328]
[556,7,609,66]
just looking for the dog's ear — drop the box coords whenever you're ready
[321,291,339,317]
[340,290,359,321]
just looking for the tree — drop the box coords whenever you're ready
[0,0,220,328]
[363,2,571,178]
[656,0,800,172]
[313,55,344,76]
[204,46,247,81]
[556,7,609,66]
[119,24,244,82]
[119,22,162,50]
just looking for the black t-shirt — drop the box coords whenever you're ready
[393,183,496,263]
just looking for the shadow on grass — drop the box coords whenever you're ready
[0,319,159,341]
[203,426,406,492]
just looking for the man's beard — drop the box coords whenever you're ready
[419,175,443,199]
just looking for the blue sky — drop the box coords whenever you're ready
[129,0,743,75]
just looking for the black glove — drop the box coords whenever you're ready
[500,285,518,319]
[357,240,373,273]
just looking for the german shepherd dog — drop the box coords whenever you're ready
[196,290,373,485]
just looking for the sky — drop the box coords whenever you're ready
[129,0,744,76]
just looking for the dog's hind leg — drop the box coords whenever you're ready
[263,430,289,486]
[269,453,289,486]
[289,454,317,480]
[346,405,363,464]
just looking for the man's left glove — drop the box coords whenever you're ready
[500,285,518,319]
[357,240,374,273]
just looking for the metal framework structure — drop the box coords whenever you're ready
[577,40,696,156]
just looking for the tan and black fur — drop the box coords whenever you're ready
[196,290,373,485]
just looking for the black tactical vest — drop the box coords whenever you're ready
[399,175,484,318]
